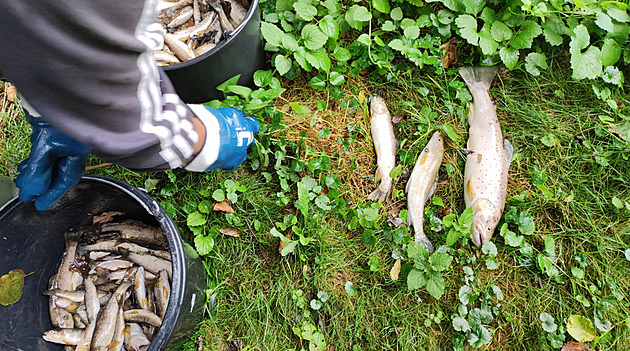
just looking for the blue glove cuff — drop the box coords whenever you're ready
[184,105,258,172]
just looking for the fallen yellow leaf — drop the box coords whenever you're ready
[219,228,241,237]
[213,200,235,214]
[390,259,401,281]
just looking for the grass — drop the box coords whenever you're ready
[1,61,629,351]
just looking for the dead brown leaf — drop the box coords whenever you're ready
[278,231,293,254]
[561,341,593,351]
[219,228,241,237]
[390,259,401,281]
[440,41,458,68]
[213,199,235,214]
[93,211,125,224]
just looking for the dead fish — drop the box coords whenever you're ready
[208,0,235,31]
[91,280,131,350]
[122,250,172,279]
[43,289,85,303]
[90,259,134,273]
[84,278,100,322]
[101,220,169,250]
[134,266,149,310]
[114,241,172,261]
[73,314,86,329]
[222,0,247,27]
[124,323,152,351]
[154,269,170,319]
[153,50,181,66]
[42,328,84,345]
[195,42,216,56]
[57,231,82,291]
[123,309,163,327]
[109,307,126,351]
[406,131,444,253]
[460,66,513,247]
[368,96,398,202]
[54,297,81,312]
[167,6,194,28]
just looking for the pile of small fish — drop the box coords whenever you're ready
[42,218,172,351]
[154,0,250,65]
[368,66,512,252]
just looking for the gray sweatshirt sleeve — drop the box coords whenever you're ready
[0,0,198,171]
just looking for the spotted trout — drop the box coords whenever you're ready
[460,67,513,247]
[368,96,398,202]
[406,131,444,252]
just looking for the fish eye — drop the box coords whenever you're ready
[438,138,442,142]
[487,227,491,231]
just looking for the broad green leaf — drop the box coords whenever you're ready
[481,241,498,256]
[310,299,322,310]
[319,15,339,39]
[491,21,512,41]
[302,24,327,50]
[542,18,568,46]
[602,66,623,85]
[275,54,293,76]
[525,52,548,76]
[322,0,338,12]
[226,85,252,98]
[294,47,313,71]
[427,0,465,12]
[357,33,371,46]
[277,0,296,11]
[478,26,498,55]
[282,34,300,51]
[306,49,331,73]
[344,281,358,295]
[294,2,318,21]
[601,38,622,66]
[388,39,407,52]
[438,9,455,24]
[572,267,585,279]
[404,26,421,40]
[569,24,590,52]
[595,11,615,32]
[382,20,397,31]
[407,241,429,261]
[296,181,310,216]
[0,271,24,306]
[407,269,426,290]
[253,70,273,87]
[390,7,403,21]
[400,18,416,30]
[453,316,471,332]
[281,241,298,256]
[333,47,351,62]
[260,22,285,47]
[198,200,212,214]
[518,212,535,235]
[216,75,241,92]
[606,4,630,22]
[508,20,542,49]
[567,315,598,342]
[315,194,332,210]
[455,15,479,45]
[571,46,602,80]
[462,0,485,15]
[373,0,390,14]
[485,259,499,270]
[459,285,472,305]
[194,235,214,256]
[187,211,206,227]
[329,71,345,86]
[429,252,453,271]
[346,5,372,30]
[540,312,557,333]
[425,274,445,299]
[407,0,423,6]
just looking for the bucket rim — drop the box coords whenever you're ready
[162,0,261,71]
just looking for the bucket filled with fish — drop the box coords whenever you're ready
[157,0,266,103]
[0,176,206,350]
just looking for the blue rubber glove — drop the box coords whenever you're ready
[16,115,91,211]
[184,105,259,172]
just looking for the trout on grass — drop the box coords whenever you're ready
[368,96,398,202]
[460,66,513,247]
[406,131,444,253]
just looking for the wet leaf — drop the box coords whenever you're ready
[390,258,401,281]
[213,200,235,214]
[440,41,458,68]
[0,270,25,306]
[567,315,598,342]
[93,211,124,224]
[219,228,242,237]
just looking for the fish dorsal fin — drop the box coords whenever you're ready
[504,139,513,168]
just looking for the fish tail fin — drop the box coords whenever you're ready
[368,188,389,202]
[459,66,498,91]
[414,232,435,253]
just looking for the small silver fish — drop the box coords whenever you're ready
[406,131,444,253]
[122,251,172,279]
[167,6,194,28]
[91,280,131,350]
[154,269,170,319]
[42,328,84,345]
[134,266,149,310]
[460,66,513,247]
[368,96,398,202]
[123,309,163,327]
[57,231,81,291]
[124,323,152,351]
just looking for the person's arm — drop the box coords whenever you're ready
[0,0,257,210]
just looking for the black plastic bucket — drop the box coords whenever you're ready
[162,0,266,104]
[0,176,206,350]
